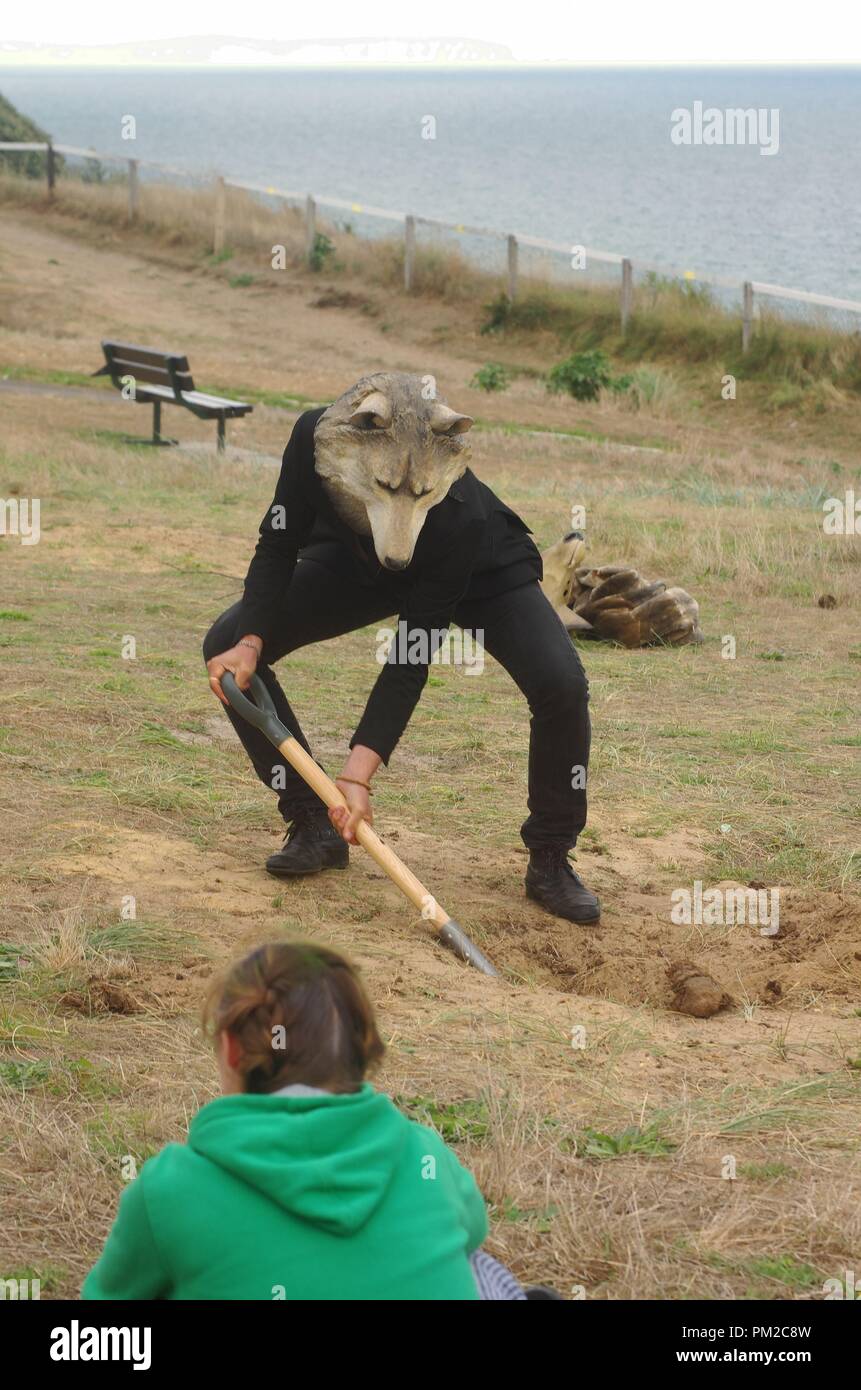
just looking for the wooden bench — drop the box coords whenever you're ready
[94,341,253,452]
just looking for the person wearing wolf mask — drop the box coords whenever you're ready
[204,374,599,924]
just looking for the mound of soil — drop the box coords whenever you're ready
[667,961,731,1017]
[57,978,144,1016]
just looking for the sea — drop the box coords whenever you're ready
[1,65,859,301]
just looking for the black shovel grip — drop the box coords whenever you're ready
[221,672,290,749]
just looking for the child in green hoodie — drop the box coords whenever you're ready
[82,941,490,1300]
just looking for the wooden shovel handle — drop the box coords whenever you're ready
[276,736,450,932]
[219,673,497,975]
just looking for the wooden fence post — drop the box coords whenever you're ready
[404,215,416,292]
[621,257,633,333]
[304,196,316,266]
[213,176,226,255]
[742,281,754,353]
[127,158,139,223]
[507,234,518,302]
[46,143,56,199]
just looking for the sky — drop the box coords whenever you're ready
[3,1,858,64]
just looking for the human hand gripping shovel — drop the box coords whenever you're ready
[221,673,498,976]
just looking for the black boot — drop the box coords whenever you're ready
[265,810,348,877]
[525,847,600,923]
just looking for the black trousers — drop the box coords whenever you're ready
[204,559,590,851]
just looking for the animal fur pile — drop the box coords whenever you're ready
[540,531,703,648]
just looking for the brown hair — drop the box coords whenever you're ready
[203,941,385,1095]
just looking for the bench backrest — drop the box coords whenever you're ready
[101,341,195,396]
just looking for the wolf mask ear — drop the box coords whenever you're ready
[429,402,473,436]
[349,391,392,430]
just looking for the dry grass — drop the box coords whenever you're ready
[0,201,859,1301]
[0,168,488,298]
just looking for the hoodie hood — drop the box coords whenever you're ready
[188,1084,408,1236]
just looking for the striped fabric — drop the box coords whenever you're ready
[470,1250,528,1301]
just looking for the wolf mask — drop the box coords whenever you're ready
[313,373,474,570]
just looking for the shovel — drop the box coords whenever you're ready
[221,672,498,976]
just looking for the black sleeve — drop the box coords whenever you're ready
[233,413,320,653]
[350,518,484,764]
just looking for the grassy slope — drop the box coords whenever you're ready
[2,166,861,451]
[0,200,859,1300]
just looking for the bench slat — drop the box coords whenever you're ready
[107,359,194,391]
[184,391,253,410]
[129,384,175,401]
[102,341,191,375]
[130,385,252,416]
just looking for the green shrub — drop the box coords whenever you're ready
[470,362,510,392]
[310,232,334,272]
[481,292,511,332]
[547,350,632,401]
[0,91,62,179]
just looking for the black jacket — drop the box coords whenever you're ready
[236,408,542,762]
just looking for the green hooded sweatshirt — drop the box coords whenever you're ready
[82,1084,487,1301]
